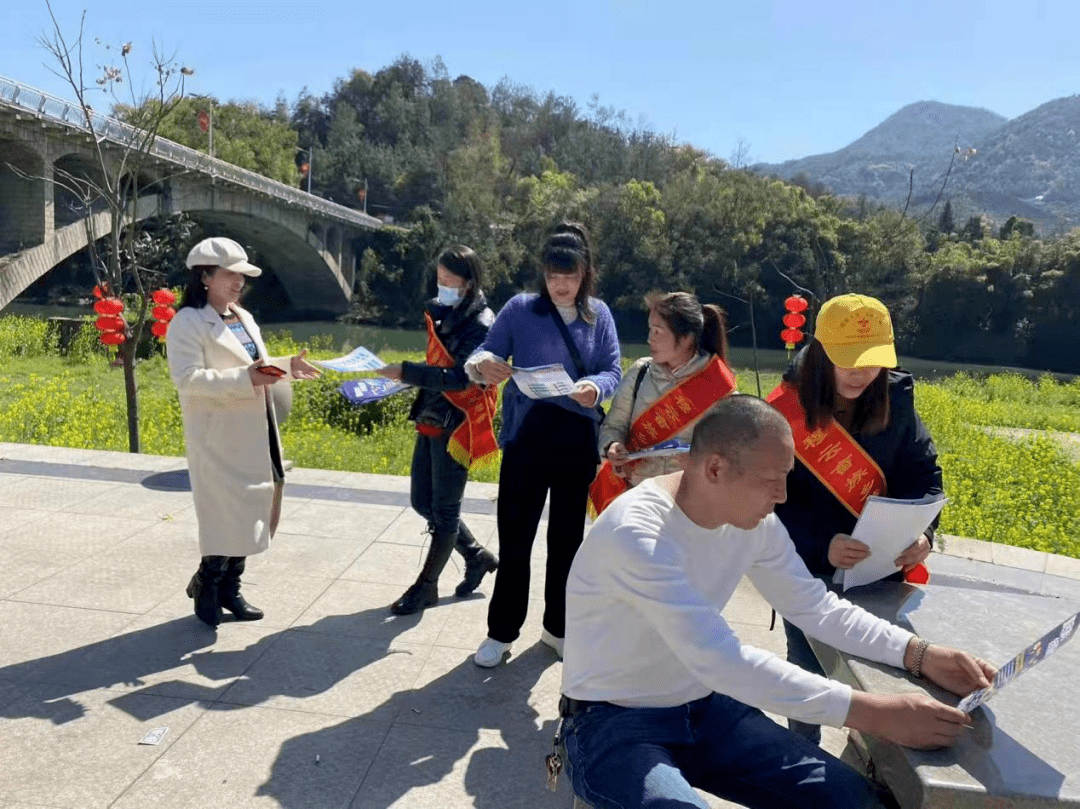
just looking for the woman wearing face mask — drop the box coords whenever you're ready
[376,245,500,615]
[167,237,321,627]
[465,222,622,667]
[767,293,943,745]
[590,291,736,515]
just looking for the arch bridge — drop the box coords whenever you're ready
[0,75,381,315]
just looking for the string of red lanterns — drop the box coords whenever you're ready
[150,288,177,339]
[92,285,127,346]
[781,295,808,350]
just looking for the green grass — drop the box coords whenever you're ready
[0,316,1075,557]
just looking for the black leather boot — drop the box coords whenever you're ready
[186,556,228,627]
[454,522,499,597]
[219,557,264,621]
[391,531,457,615]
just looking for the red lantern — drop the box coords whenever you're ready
[784,295,809,313]
[99,331,126,345]
[781,328,804,345]
[152,305,175,322]
[94,315,126,332]
[93,298,124,315]
[93,284,105,299]
[782,312,806,329]
[781,295,809,350]
[151,288,176,305]
[151,321,169,338]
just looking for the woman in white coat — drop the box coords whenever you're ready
[166,237,321,627]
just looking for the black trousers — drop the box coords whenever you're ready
[487,404,599,643]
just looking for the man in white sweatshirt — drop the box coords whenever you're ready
[560,394,994,809]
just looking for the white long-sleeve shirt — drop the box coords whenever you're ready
[562,478,915,728]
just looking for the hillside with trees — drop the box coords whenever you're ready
[49,56,1080,373]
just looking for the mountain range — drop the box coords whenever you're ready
[756,96,1080,233]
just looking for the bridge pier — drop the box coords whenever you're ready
[0,136,47,255]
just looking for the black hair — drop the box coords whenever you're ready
[795,340,890,434]
[538,221,596,324]
[690,394,791,472]
[178,265,218,311]
[645,291,729,362]
[437,244,484,306]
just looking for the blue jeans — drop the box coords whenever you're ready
[563,694,886,809]
[409,432,469,536]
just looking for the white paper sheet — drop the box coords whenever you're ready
[842,494,947,591]
[511,363,576,399]
[312,346,386,373]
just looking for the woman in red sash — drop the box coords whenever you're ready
[376,246,499,615]
[592,292,736,515]
[767,293,942,745]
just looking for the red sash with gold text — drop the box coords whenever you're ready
[766,382,886,516]
[588,356,737,516]
[425,313,499,470]
[766,382,929,583]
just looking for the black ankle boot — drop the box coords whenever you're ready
[390,531,457,615]
[390,579,439,615]
[454,524,499,597]
[219,557,264,621]
[187,556,227,627]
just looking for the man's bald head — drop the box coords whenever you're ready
[689,395,792,474]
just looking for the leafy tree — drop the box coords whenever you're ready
[999,215,1036,240]
[960,215,986,243]
[938,200,955,234]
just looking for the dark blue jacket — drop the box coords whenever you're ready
[775,365,943,578]
[401,292,494,431]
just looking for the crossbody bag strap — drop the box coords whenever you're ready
[631,360,650,405]
[548,307,588,378]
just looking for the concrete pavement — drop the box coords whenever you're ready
[0,442,1077,808]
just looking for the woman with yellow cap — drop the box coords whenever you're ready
[766,293,943,745]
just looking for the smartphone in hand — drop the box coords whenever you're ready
[255,365,287,378]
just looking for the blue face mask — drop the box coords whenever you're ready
[437,284,464,307]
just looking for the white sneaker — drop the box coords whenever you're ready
[474,637,511,668]
[540,628,564,659]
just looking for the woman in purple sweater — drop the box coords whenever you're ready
[466,223,622,667]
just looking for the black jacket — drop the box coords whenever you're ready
[401,292,495,431]
[774,364,943,578]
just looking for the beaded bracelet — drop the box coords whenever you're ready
[907,637,931,678]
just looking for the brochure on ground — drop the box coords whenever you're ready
[312,346,387,373]
[510,363,576,399]
[624,440,691,461]
[842,493,948,591]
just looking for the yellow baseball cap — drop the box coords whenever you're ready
[815,294,897,369]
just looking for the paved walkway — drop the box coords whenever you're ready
[0,442,1077,809]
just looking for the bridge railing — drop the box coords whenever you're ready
[0,75,381,230]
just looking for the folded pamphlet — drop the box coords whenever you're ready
[313,346,387,374]
[624,440,691,461]
[957,610,1079,713]
[511,363,576,400]
[338,378,411,406]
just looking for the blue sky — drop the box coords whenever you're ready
[4,0,1079,164]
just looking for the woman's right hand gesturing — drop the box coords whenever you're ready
[477,357,513,386]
